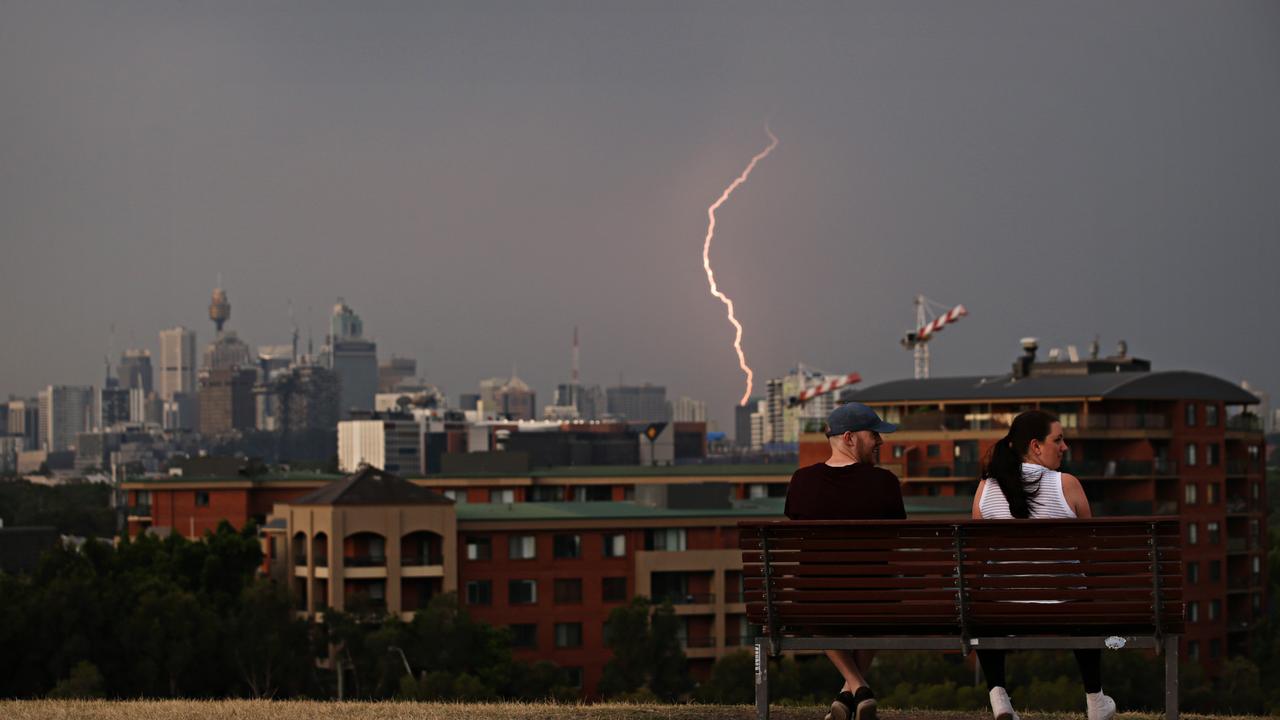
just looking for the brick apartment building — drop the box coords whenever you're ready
[804,347,1270,670]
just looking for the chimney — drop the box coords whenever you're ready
[1013,337,1038,378]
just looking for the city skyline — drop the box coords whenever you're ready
[2,1,1278,432]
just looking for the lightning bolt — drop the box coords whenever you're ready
[702,125,778,406]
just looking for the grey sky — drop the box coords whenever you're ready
[2,1,1278,431]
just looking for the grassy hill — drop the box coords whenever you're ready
[0,701,1269,720]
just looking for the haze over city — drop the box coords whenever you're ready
[2,1,1278,429]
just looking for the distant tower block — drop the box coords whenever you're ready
[209,287,231,332]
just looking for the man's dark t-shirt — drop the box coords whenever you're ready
[784,462,906,520]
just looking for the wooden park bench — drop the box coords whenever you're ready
[739,518,1184,719]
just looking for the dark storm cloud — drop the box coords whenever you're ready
[2,1,1278,429]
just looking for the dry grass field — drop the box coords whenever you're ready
[0,701,1268,720]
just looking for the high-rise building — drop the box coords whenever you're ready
[338,415,422,474]
[749,399,768,450]
[118,350,154,393]
[669,396,707,423]
[379,356,417,393]
[203,332,253,371]
[480,375,537,420]
[606,384,668,423]
[734,398,760,447]
[198,368,257,435]
[257,362,340,435]
[329,298,363,341]
[38,385,94,452]
[7,399,39,450]
[159,327,197,401]
[324,299,377,418]
[99,379,131,429]
[765,368,848,446]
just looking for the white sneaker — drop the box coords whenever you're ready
[989,687,1020,720]
[1086,690,1116,720]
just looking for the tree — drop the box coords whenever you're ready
[598,597,690,701]
[47,661,104,699]
[695,650,754,704]
[228,579,311,698]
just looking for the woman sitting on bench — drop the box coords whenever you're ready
[972,409,1116,720]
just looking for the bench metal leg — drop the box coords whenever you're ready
[755,641,769,720]
[1164,636,1179,720]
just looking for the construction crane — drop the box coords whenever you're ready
[787,372,862,408]
[901,295,968,380]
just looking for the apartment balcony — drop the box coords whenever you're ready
[345,554,387,567]
[1061,459,1177,478]
[655,592,716,607]
[1227,538,1249,554]
[679,635,717,648]
[1226,459,1263,476]
[1226,496,1261,515]
[401,553,444,566]
[1226,415,1263,432]
[127,504,152,519]
[1081,414,1169,431]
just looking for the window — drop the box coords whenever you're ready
[564,667,583,688]
[1188,601,1199,623]
[368,536,385,560]
[1253,482,1261,500]
[526,486,564,502]
[442,489,467,504]
[1187,562,1199,584]
[194,490,210,507]
[1185,443,1197,467]
[1206,444,1219,467]
[1207,522,1220,545]
[646,528,687,551]
[1206,404,1219,427]
[927,444,940,458]
[491,488,515,504]
[892,445,905,459]
[603,533,626,558]
[1185,483,1197,505]
[573,485,613,502]
[553,534,581,559]
[1254,556,1263,583]
[1188,641,1199,660]
[1185,403,1197,427]
[554,578,583,604]
[509,623,537,648]
[508,579,537,605]
[1206,483,1219,505]
[554,622,583,648]
[602,577,627,602]
[1188,523,1198,545]
[748,483,768,499]
[508,535,536,560]
[466,580,492,606]
[465,537,491,561]
[1209,600,1220,621]
[1209,560,1221,582]
[1210,639,1221,659]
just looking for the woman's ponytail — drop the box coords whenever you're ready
[982,410,1058,519]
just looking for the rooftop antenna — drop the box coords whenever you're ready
[1089,335,1100,360]
[288,300,298,364]
[571,326,580,385]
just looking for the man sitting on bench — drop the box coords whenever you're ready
[784,402,905,720]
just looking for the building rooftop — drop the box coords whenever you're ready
[290,466,453,506]
[123,464,793,486]
[845,370,1259,404]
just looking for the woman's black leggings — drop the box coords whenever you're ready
[977,649,1102,694]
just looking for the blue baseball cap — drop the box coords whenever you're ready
[826,402,898,436]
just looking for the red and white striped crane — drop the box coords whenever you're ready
[901,295,968,379]
[788,372,862,407]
